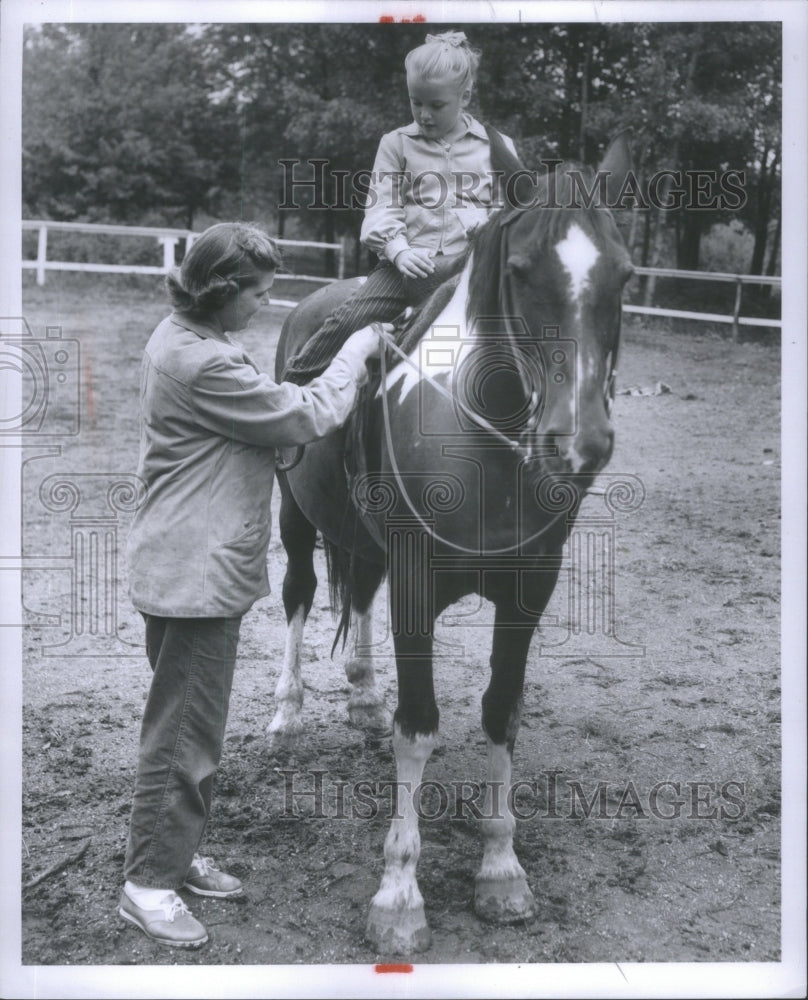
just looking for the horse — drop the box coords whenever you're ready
[270,132,635,954]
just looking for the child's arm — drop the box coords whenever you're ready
[360,133,435,277]
[360,132,412,265]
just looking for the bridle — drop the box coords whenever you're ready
[370,224,622,555]
[374,320,575,556]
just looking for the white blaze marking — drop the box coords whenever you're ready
[555,223,599,305]
[382,255,474,403]
[554,224,600,451]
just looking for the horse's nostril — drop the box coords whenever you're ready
[582,426,615,469]
[546,422,613,474]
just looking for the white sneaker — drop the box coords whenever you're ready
[183,854,243,898]
[118,888,208,948]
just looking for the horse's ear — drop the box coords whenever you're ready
[484,122,537,217]
[484,122,525,176]
[597,127,633,206]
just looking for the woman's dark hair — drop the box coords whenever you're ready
[166,222,282,317]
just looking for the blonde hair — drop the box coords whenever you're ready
[405,30,481,93]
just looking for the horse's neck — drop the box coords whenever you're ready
[423,254,472,343]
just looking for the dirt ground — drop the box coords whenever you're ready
[14,275,784,976]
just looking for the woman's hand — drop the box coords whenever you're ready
[343,325,383,361]
[394,247,436,278]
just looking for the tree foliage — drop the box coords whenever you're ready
[23,24,241,227]
[21,20,781,274]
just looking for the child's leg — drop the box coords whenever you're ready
[283,263,409,384]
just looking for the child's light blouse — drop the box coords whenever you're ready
[360,113,518,263]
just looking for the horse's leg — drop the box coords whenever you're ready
[343,556,391,732]
[365,539,439,954]
[365,645,437,954]
[267,477,317,749]
[474,573,549,923]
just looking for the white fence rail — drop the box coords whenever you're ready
[625,266,781,340]
[22,221,780,335]
[22,221,345,307]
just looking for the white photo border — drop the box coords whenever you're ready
[1,1,805,998]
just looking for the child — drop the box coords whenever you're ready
[282,30,519,384]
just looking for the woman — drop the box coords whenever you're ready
[119,222,379,948]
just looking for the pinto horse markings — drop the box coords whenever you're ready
[272,133,635,954]
[384,264,471,403]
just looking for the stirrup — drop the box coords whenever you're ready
[276,445,305,472]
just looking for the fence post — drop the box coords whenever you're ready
[158,236,178,273]
[36,225,48,286]
[338,238,346,281]
[731,277,743,342]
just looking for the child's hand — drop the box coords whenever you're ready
[394,248,436,279]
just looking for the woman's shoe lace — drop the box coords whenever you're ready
[192,854,214,876]
[164,893,191,921]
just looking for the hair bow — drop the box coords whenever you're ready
[425,31,467,47]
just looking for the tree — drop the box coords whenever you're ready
[23,24,241,227]
[200,23,428,271]
[21,20,780,284]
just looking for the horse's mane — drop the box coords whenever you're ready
[467,162,618,322]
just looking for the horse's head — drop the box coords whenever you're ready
[466,132,635,480]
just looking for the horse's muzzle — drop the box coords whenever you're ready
[540,414,614,477]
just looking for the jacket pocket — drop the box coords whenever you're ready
[405,204,437,241]
[206,522,271,603]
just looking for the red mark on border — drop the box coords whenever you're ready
[378,14,427,22]
[375,963,414,973]
[84,355,94,425]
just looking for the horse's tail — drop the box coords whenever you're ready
[323,538,354,657]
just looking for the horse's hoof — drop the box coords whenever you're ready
[366,902,432,955]
[473,875,536,924]
[266,716,304,752]
[348,700,393,734]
